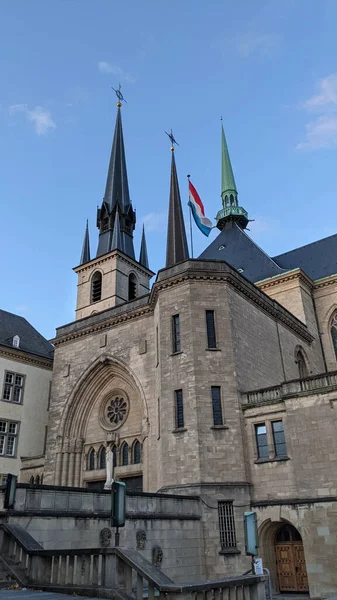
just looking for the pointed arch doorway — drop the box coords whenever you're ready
[275,525,308,593]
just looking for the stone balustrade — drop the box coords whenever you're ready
[0,523,266,600]
[242,370,337,406]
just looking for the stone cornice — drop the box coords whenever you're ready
[73,249,155,278]
[54,259,313,346]
[314,273,337,290]
[256,268,314,292]
[53,305,153,347]
[0,345,53,370]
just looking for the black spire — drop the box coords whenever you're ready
[111,210,123,252]
[165,149,189,268]
[96,104,136,259]
[80,220,91,264]
[139,225,149,269]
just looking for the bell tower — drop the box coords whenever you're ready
[74,97,154,320]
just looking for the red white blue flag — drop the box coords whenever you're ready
[188,179,213,237]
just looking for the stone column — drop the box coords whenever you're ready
[104,445,113,490]
[67,439,76,487]
[55,451,63,486]
[73,438,83,487]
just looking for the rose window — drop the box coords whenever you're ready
[106,396,128,425]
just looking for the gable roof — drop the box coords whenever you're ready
[0,310,54,360]
[199,220,286,283]
[273,234,337,281]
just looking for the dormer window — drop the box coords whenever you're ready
[12,336,20,349]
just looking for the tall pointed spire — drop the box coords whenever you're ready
[216,122,249,230]
[221,124,237,201]
[139,225,149,269]
[96,101,136,259]
[165,148,189,268]
[80,220,91,265]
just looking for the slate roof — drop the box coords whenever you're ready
[0,310,54,360]
[199,220,286,283]
[273,234,337,281]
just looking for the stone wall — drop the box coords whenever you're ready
[5,485,205,582]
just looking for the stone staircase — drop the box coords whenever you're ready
[0,523,267,600]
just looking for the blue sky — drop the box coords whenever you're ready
[2,0,337,340]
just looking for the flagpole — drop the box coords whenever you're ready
[187,174,194,258]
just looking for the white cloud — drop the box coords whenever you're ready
[98,61,135,83]
[297,115,337,151]
[141,212,167,232]
[303,74,337,110]
[297,74,337,150]
[9,104,56,136]
[235,32,280,57]
[250,217,277,234]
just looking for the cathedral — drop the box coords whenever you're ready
[23,97,337,597]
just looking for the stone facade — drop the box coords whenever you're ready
[0,345,52,485]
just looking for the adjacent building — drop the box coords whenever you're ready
[0,310,53,485]
[19,99,337,597]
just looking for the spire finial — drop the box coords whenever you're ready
[112,83,127,108]
[165,129,179,152]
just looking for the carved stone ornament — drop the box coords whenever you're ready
[152,546,163,568]
[100,390,130,431]
[99,528,112,548]
[136,529,147,550]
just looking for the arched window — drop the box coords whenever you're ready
[35,475,40,485]
[12,335,20,348]
[230,194,234,206]
[91,271,102,303]
[133,440,141,465]
[112,446,117,468]
[30,476,34,484]
[276,524,302,543]
[88,448,95,471]
[331,313,337,359]
[296,349,308,379]
[122,442,129,466]
[225,195,229,206]
[98,446,106,470]
[128,273,137,301]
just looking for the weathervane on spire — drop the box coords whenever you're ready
[112,83,127,107]
[165,128,179,151]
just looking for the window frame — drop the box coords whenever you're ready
[271,420,287,458]
[172,314,181,354]
[2,371,25,405]
[218,500,237,550]
[206,310,217,349]
[174,389,184,429]
[211,386,223,426]
[0,419,20,458]
[91,271,102,303]
[255,423,269,460]
[330,312,337,360]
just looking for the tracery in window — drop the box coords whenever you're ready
[122,442,129,466]
[98,446,106,470]
[88,448,95,471]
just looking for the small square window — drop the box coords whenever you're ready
[0,422,7,433]
[5,373,13,385]
[2,371,25,404]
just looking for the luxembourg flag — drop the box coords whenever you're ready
[188,179,213,237]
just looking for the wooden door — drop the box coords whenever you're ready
[276,543,309,593]
[276,544,297,592]
[293,544,309,592]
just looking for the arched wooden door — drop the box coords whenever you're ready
[275,525,309,592]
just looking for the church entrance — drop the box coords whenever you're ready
[275,525,308,593]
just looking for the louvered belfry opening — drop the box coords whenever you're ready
[91,271,102,303]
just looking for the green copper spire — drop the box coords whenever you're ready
[221,125,237,199]
[216,122,249,230]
